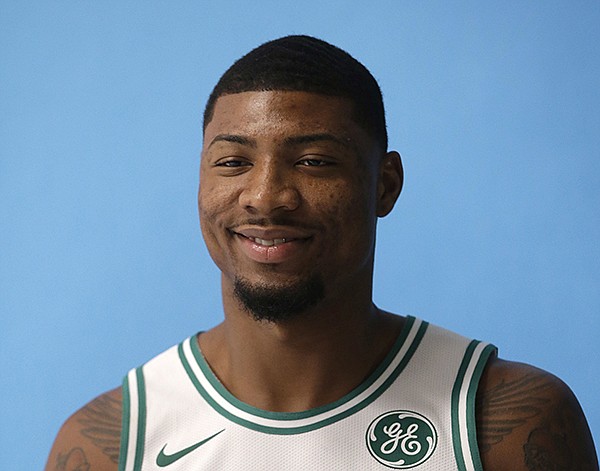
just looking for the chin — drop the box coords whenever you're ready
[233,275,325,324]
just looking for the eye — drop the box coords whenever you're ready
[211,157,252,176]
[214,158,251,168]
[297,157,331,167]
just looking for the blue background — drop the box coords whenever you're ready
[1,2,598,468]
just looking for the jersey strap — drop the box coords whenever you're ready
[451,339,497,471]
[119,367,147,471]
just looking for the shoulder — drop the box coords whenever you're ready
[45,387,122,471]
[476,357,598,470]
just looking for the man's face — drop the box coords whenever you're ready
[199,91,397,319]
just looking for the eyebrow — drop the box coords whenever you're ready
[208,134,257,148]
[208,132,350,150]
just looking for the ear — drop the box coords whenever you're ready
[376,151,403,217]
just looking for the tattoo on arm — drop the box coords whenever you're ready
[476,371,553,453]
[523,419,571,470]
[478,369,599,470]
[55,447,90,471]
[523,398,598,471]
[77,393,122,464]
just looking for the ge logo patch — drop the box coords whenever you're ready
[366,410,437,468]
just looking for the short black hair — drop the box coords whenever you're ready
[203,35,388,151]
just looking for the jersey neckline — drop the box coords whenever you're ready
[177,315,428,434]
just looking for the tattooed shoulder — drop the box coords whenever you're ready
[476,358,598,471]
[54,447,90,471]
[77,390,122,463]
[44,388,122,471]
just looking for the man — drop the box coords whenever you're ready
[46,35,598,470]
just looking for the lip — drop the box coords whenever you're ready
[232,225,313,241]
[230,226,312,264]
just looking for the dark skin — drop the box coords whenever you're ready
[45,92,598,470]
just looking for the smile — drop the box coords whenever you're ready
[247,237,289,247]
[230,229,310,264]
[230,226,312,244]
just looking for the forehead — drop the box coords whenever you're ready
[203,91,371,148]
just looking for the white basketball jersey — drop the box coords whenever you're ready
[119,317,496,470]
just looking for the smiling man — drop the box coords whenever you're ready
[46,35,598,470]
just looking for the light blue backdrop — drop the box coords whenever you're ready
[1,2,598,468]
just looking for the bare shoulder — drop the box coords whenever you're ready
[45,387,122,471]
[476,357,598,470]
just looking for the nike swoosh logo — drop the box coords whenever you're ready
[156,429,225,467]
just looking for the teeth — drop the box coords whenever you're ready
[253,237,287,247]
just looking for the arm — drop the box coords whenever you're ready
[45,387,122,471]
[476,357,598,470]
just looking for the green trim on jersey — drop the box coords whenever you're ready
[191,315,419,420]
[178,316,428,435]
[118,376,131,471]
[133,367,147,471]
[119,368,148,471]
[466,343,496,470]
[451,340,497,471]
[452,341,477,471]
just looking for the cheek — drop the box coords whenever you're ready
[197,183,229,251]
[197,190,216,233]
[198,174,237,222]
[198,190,216,221]
[320,179,376,221]
[338,182,377,242]
[316,181,377,248]
[198,191,233,273]
[306,180,348,219]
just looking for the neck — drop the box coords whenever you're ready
[199,278,404,412]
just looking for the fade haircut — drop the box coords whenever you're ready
[203,35,388,151]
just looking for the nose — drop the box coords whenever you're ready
[238,164,300,214]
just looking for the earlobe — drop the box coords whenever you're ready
[376,151,403,217]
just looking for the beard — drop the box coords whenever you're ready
[233,275,325,324]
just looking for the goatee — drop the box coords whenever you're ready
[233,276,325,323]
